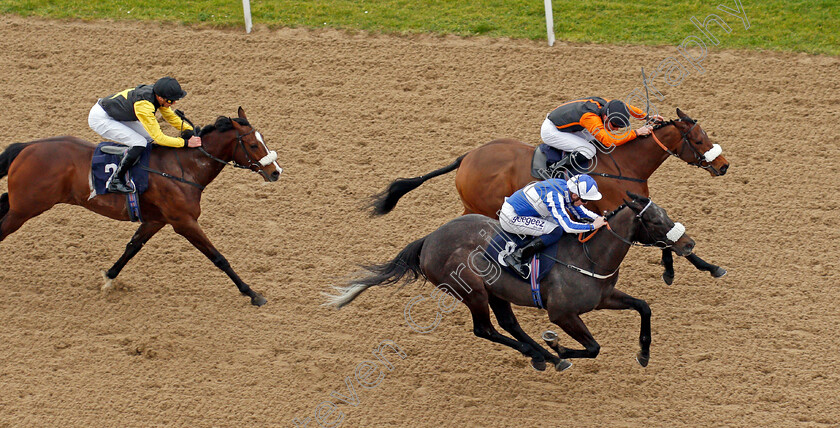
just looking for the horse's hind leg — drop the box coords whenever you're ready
[0,207,50,242]
[103,222,165,290]
[685,252,727,278]
[488,294,560,369]
[464,290,542,369]
[596,289,651,367]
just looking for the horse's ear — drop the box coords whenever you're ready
[229,117,244,131]
[676,108,687,118]
[625,198,641,212]
[625,191,647,202]
[238,106,247,120]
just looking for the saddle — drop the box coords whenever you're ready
[90,143,153,222]
[484,230,559,282]
[484,229,561,309]
[530,144,592,179]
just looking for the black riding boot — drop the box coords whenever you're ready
[107,146,145,194]
[549,152,591,177]
[503,237,547,279]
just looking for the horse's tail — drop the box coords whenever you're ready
[323,235,428,308]
[0,143,30,181]
[369,155,465,216]
[0,192,8,220]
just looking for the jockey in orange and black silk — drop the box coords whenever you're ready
[88,76,202,193]
[541,97,663,168]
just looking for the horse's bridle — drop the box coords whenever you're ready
[570,201,684,277]
[650,118,723,174]
[602,200,685,250]
[199,127,279,180]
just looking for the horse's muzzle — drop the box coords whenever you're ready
[674,237,695,257]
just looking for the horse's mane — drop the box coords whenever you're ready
[197,116,251,137]
[652,120,674,131]
[651,115,694,131]
[604,203,629,220]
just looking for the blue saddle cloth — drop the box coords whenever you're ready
[91,143,152,195]
[484,230,558,284]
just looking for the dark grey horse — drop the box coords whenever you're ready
[326,192,695,371]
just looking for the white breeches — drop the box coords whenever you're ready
[88,103,151,147]
[540,117,597,159]
[498,202,559,236]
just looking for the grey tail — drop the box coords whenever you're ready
[323,236,428,308]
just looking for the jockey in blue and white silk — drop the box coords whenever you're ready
[501,175,602,245]
[498,174,605,278]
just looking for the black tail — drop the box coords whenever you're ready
[324,235,428,308]
[369,155,465,216]
[0,143,30,180]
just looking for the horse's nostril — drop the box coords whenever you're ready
[720,164,729,175]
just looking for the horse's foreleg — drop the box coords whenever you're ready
[548,311,601,361]
[596,289,651,367]
[685,252,727,278]
[660,249,675,285]
[104,222,165,285]
[487,294,560,369]
[171,219,266,306]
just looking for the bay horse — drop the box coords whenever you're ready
[370,108,729,284]
[328,192,695,371]
[0,107,280,306]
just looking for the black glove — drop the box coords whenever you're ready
[180,129,194,140]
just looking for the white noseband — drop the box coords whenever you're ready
[703,144,722,162]
[666,222,686,243]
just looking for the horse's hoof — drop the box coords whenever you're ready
[542,330,559,347]
[101,271,114,292]
[555,359,573,372]
[636,352,650,367]
[530,359,547,372]
[251,294,267,307]
[662,271,674,285]
[711,267,727,278]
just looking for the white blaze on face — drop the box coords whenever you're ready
[254,131,283,174]
[703,144,722,162]
[666,222,686,243]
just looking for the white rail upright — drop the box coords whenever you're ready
[243,0,253,33]
[544,0,555,46]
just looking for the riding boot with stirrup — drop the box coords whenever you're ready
[107,146,145,194]
[549,151,591,178]
[504,238,547,279]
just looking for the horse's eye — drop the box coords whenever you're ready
[250,144,259,150]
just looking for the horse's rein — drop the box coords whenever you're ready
[175,109,278,176]
[198,126,279,181]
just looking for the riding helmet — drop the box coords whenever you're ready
[603,99,631,129]
[153,77,187,101]
[566,174,603,201]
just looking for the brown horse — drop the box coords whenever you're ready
[330,192,696,371]
[0,107,280,306]
[370,108,729,284]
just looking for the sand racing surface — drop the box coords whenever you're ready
[1,15,839,427]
